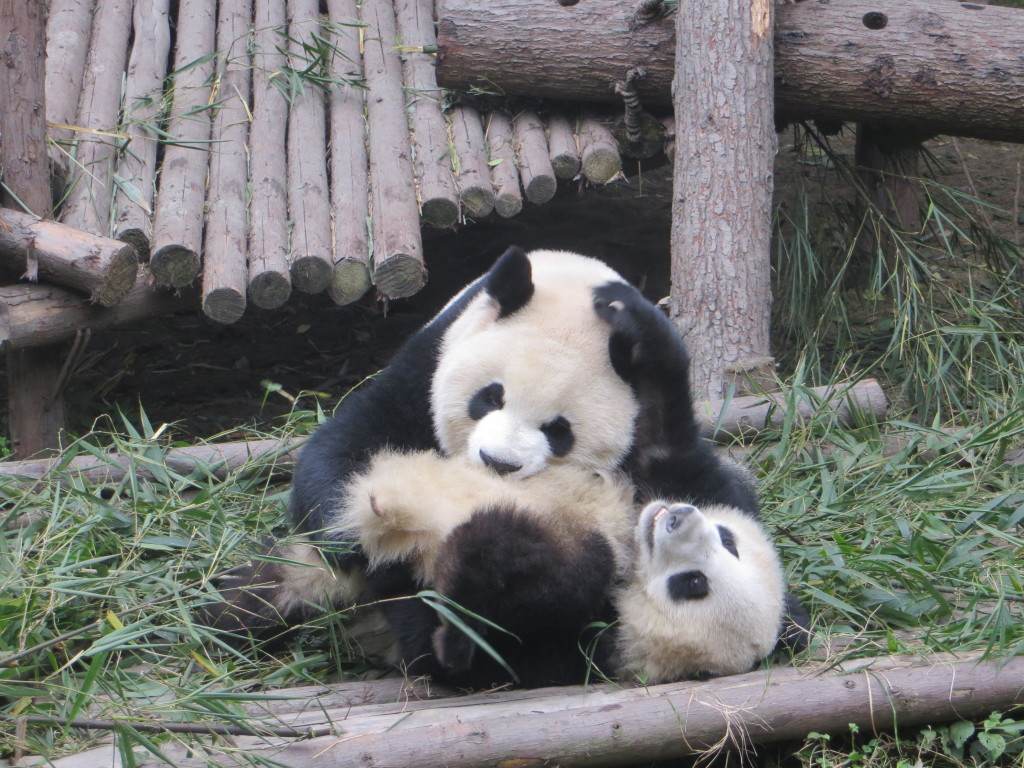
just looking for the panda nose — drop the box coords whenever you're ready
[666,504,698,532]
[479,450,522,476]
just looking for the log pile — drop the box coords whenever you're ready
[10,0,635,339]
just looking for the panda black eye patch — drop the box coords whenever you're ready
[540,416,574,457]
[717,525,739,559]
[667,570,709,601]
[468,382,505,420]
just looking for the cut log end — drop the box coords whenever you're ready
[116,228,151,262]
[373,253,427,299]
[460,186,496,218]
[524,174,557,205]
[290,255,333,294]
[494,192,523,218]
[328,259,373,306]
[248,271,292,310]
[420,197,460,229]
[203,287,246,324]
[90,244,141,307]
[150,244,200,288]
[582,147,622,184]
[550,153,581,180]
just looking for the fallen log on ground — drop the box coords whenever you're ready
[33,653,1024,768]
[0,209,139,307]
[436,0,1024,145]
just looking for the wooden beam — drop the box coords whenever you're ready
[435,0,1024,145]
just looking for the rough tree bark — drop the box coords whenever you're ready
[671,0,775,399]
[2,0,66,458]
[435,0,1024,145]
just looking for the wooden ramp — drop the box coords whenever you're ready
[41,0,637,326]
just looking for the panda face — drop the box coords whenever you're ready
[431,250,639,479]
[615,501,786,683]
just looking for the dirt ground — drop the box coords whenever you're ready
[2,135,1021,444]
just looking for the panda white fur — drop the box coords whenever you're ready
[613,501,786,683]
[203,246,790,687]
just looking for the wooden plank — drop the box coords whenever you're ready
[44,0,96,157]
[513,109,556,205]
[201,0,253,324]
[484,111,523,218]
[150,0,217,287]
[449,104,494,218]
[113,0,173,259]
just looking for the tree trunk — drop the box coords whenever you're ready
[670,0,775,399]
[2,0,66,458]
[40,654,1024,768]
[435,0,1024,145]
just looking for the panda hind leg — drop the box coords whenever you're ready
[429,505,616,683]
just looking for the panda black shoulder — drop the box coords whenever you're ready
[289,247,535,544]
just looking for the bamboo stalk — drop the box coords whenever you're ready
[579,113,622,184]
[449,104,495,218]
[485,110,523,218]
[361,0,427,298]
[44,0,96,155]
[0,209,139,307]
[394,0,459,229]
[513,109,557,205]
[113,0,172,260]
[59,0,133,237]
[286,0,333,294]
[202,0,253,324]
[546,112,581,180]
[247,0,293,309]
[150,0,217,287]
[325,0,372,305]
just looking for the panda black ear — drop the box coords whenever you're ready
[484,246,534,319]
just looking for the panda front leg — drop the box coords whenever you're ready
[593,283,759,515]
[427,505,617,687]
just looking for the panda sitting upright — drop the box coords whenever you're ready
[204,246,804,686]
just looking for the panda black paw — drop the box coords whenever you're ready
[592,282,690,384]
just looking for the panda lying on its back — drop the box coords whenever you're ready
[339,451,794,686]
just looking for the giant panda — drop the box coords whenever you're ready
[203,246,795,686]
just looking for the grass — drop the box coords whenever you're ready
[2,131,1024,766]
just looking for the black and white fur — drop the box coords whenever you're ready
[614,501,786,683]
[203,246,794,686]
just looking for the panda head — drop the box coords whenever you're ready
[615,501,785,684]
[431,247,639,479]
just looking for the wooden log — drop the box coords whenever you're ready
[394,0,460,230]
[361,0,427,299]
[2,0,65,459]
[513,110,557,205]
[485,111,523,218]
[0,209,139,306]
[44,0,95,156]
[449,105,495,219]
[669,0,775,400]
[247,0,293,310]
[43,654,1022,768]
[150,0,217,287]
[700,378,887,443]
[286,0,333,294]
[113,0,172,260]
[0,437,300,486]
[578,113,621,184]
[325,0,372,306]
[435,0,1024,146]
[201,0,253,324]
[59,0,133,238]
[0,279,194,353]
[546,112,580,180]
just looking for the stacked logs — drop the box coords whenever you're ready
[5,0,635,342]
